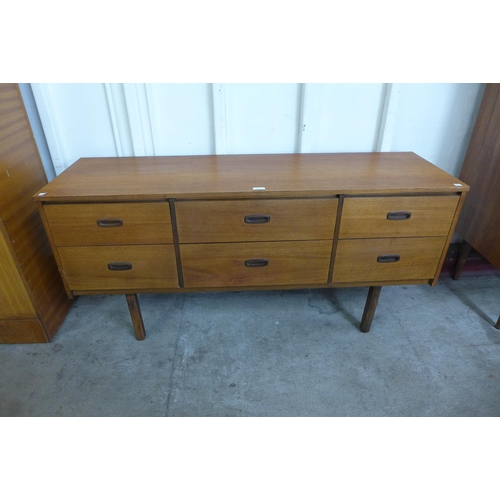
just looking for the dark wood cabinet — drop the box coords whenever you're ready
[0,84,72,343]
[453,83,500,329]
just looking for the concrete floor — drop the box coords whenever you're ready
[1,274,499,417]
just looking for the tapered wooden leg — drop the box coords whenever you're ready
[126,294,146,340]
[495,315,500,330]
[360,286,382,333]
[453,240,472,280]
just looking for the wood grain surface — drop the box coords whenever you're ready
[58,244,179,290]
[0,83,72,342]
[332,237,446,283]
[0,84,48,223]
[0,319,47,343]
[45,202,173,246]
[340,195,459,239]
[176,198,338,243]
[181,240,332,288]
[456,83,500,268]
[0,221,35,318]
[33,152,469,202]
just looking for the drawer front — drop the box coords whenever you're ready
[339,196,459,239]
[58,245,179,291]
[176,198,338,243]
[181,240,332,288]
[332,237,446,283]
[44,202,173,246]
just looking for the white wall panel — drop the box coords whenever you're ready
[122,83,155,156]
[103,83,133,157]
[42,84,117,168]
[376,83,402,152]
[391,83,485,176]
[224,84,301,154]
[302,83,386,153]
[29,83,485,179]
[147,84,214,156]
[18,84,57,181]
[30,84,69,176]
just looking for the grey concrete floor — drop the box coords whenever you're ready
[1,274,499,417]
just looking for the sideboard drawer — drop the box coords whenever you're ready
[332,237,447,283]
[58,245,179,290]
[44,202,173,246]
[176,198,338,243]
[339,196,459,239]
[181,240,332,288]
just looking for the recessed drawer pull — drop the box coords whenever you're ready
[97,218,124,227]
[244,259,269,268]
[244,215,271,224]
[387,211,412,220]
[377,254,401,263]
[107,262,133,271]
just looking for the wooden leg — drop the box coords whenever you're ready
[452,240,472,280]
[495,315,500,330]
[126,294,146,341]
[360,286,382,333]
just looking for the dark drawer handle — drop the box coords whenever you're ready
[377,254,400,263]
[108,262,133,271]
[244,215,271,224]
[97,218,124,227]
[245,259,269,268]
[387,211,412,220]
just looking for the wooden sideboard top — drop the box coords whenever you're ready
[33,152,469,202]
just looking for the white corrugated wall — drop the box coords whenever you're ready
[25,83,485,179]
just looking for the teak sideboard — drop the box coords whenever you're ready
[34,152,468,340]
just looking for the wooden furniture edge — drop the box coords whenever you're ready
[328,195,344,283]
[0,318,48,343]
[70,279,432,296]
[35,201,74,298]
[126,294,146,340]
[33,188,469,204]
[452,241,473,280]
[431,191,468,286]
[168,199,184,287]
[0,220,50,342]
[360,286,382,333]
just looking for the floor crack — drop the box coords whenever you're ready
[164,296,186,417]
